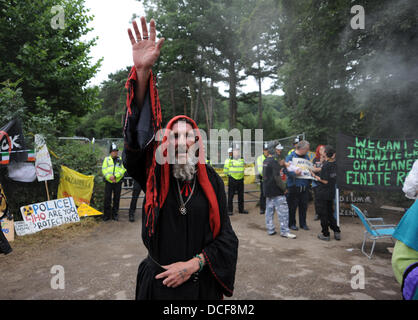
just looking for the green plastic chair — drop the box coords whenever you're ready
[351,204,396,259]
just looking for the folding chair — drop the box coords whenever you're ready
[351,204,397,259]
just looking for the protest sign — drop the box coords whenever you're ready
[1,218,14,242]
[337,133,418,190]
[57,165,95,206]
[15,197,79,236]
[35,134,54,182]
[291,158,315,179]
[0,118,27,165]
[77,203,103,217]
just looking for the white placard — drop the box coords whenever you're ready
[291,158,315,179]
[16,197,79,236]
[35,134,54,182]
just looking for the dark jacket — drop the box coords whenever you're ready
[262,156,287,198]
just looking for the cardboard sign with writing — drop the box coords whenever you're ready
[1,218,14,242]
[337,133,418,190]
[15,197,79,236]
[77,203,103,217]
[291,158,315,179]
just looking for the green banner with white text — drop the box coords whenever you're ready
[337,133,418,190]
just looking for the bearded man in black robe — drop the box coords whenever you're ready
[122,16,239,300]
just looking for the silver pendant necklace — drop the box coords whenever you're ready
[176,176,196,215]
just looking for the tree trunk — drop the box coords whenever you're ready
[257,74,263,128]
[209,79,214,129]
[170,80,176,116]
[228,59,238,129]
[257,48,263,129]
[201,93,210,131]
[189,80,194,119]
[194,76,203,121]
[184,100,188,115]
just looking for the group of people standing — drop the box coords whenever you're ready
[256,138,341,241]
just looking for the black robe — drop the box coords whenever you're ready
[123,85,238,300]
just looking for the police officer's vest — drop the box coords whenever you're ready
[224,158,245,180]
[102,156,126,183]
[256,154,266,177]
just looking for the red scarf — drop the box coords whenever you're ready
[125,67,221,239]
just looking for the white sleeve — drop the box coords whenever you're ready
[402,160,418,199]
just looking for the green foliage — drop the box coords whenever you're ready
[76,68,129,139]
[0,81,59,144]
[0,0,102,136]
[276,0,418,146]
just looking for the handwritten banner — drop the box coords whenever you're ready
[291,158,315,179]
[337,133,418,190]
[57,165,94,206]
[15,197,79,236]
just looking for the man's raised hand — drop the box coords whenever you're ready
[127,17,165,72]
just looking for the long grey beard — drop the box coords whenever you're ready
[172,164,196,182]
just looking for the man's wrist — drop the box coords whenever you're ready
[136,68,151,82]
[189,258,200,273]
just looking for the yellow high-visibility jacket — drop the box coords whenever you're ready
[102,156,126,183]
[224,158,245,180]
[256,154,266,177]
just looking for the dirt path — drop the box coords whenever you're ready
[0,187,402,300]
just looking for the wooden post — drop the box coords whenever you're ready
[45,180,50,201]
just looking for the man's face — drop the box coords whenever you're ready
[275,149,282,156]
[111,150,118,158]
[171,120,196,164]
[263,149,269,157]
[298,146,309,156]
[233,149,240,159]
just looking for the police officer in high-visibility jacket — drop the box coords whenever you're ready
[102,143,126,221]
[224,145,248,215]
[256,143,269,215]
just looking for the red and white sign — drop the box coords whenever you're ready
[35,134,54,181]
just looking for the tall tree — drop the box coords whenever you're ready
[240,0,280,128]
[276,0,417,145]
[0,0,101,135]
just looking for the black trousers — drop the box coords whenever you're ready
[313,187,320,216]
[129,181,142,215]
[104,181,122,219]
[259,180,266,212]
[287,186,309,228]
[228,177,244,213]
[317,198,341,236]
